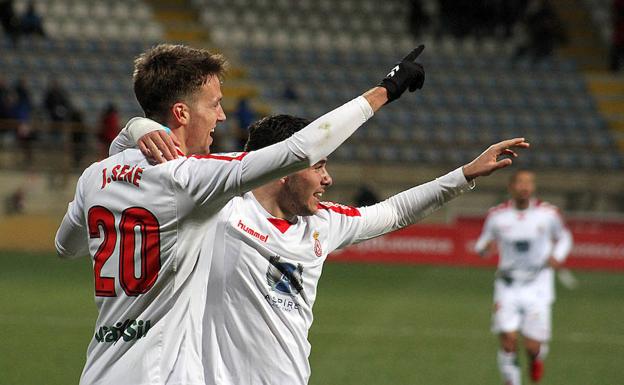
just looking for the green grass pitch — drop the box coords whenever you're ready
[1,252,622,385]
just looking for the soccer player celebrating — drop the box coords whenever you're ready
[55,43,426,384]
[475,170,573,385]
[126,113,529,384]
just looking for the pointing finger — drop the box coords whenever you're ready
[403,44,425,62]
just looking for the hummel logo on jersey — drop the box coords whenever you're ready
[94,318,151,343]
[237,219,269,242]
[387,65,400,78]
[100,164,143,189]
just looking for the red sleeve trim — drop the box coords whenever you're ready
[191,152,248,161]
[317,201,361,217]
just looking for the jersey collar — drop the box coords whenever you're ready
[247,192,298,233]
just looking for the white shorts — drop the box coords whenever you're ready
[492,278,552,342]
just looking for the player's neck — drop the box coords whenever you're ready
[514,198,530,210]
[169,124,188,154]
[252,185,295,221]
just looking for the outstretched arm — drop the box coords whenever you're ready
[352,138,530,244]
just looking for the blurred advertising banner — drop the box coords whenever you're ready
[331,216,624,271]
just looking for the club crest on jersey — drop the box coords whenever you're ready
[313,231,322,257]
[266,256,304,296]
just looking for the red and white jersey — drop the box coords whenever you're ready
[202,168,471,385]
[475,198,572,300]
[55,95,375,385]
[56,148,308,385]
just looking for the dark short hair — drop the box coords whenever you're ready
[244,115,311,151]
[133,44,227,121]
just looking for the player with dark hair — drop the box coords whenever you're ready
[475,169,573,385]
[56,42,427,384]
[127,111,529,384]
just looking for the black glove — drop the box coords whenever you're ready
[378,45,425,104]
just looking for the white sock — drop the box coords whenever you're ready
[498,350,521,385]
[537,343,549,360]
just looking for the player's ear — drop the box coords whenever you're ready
[171,102,190,125]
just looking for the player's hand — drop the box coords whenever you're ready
[548,256,562,269]
[478,241,497,258]
[138,130,181,164]
[378,45,425,104]
[462,138,530,180]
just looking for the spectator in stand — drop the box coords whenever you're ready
[19,1,45,38]
[70,108,88,167]
[12,78,34,164]
[0,76,11,125]
[500,0,529,38]
[407,0,430,38]
[0,0,20,46]
[611,0,624,71]
[97,103,120,158]
[43,80,72,142]
[282,83,299,101]
[354,184,380,207]
[234,97,255,149]
[513,0,566,63]
[44,80,71,122]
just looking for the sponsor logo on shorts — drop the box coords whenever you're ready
[94,319,151,343]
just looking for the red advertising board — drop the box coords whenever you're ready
[331,216,624,271]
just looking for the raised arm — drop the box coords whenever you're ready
[113,46,427,162]
[121,47,428,202]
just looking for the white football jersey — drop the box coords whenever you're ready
[55,96,375,385]
[475,198,572,301]
[202,169,471,385]
[56,149,311,385]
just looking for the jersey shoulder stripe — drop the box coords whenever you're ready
[535,200,563,217]
[487,200,512,215]
[317,201,361,217]
[190,152,248,161]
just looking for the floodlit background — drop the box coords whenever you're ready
[0,0,622,384]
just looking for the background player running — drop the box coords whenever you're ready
[475,169,573,385]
